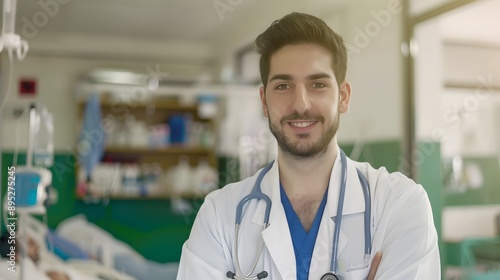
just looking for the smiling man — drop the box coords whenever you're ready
[177,12,440,280]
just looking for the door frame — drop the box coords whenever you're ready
[402,0,480,178]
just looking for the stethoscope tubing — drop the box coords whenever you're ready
[235,161,274,225]
[230,149,372,279]
[357,168,372,256]
[331,149,349,272]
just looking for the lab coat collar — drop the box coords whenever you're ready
[251,147,366,279]
[326,149,366,217]
[252,158,297,278]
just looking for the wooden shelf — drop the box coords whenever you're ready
[444,81,500,91]
[76,93,218,203]
[104,146,212,155]
[76,193,207,201]
[79,96,199,111]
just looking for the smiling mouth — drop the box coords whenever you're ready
[288,121,317,128]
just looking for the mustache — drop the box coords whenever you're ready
[280,113,325,125]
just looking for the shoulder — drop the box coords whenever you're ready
[351,160,427,204]
[195,168,262,222]
[186,168,265,248]
[205,171,259,204]
[352,160,437,236]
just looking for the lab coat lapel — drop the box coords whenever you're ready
[252,160,297,279]
[341,156,366,215]
[309,152,366,279]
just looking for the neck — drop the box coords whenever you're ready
[278,141,338,199]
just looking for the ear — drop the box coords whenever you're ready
[260,86,269,118]
[339,81,352,113]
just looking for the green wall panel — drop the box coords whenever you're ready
[1,140,409,263]
[415,141,444,276]
[1,152,196,263]
[445,241,462,267]
[339,140,401,173]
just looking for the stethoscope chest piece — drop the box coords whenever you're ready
[320,272,343,280]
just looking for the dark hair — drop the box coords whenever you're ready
[254,12,347,89]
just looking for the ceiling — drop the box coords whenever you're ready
[13,0,347,42]
[7,0,498,53]
[16,0,234,41]
[6,0,350,71]
[4,0,499,79]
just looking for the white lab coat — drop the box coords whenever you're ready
[177,153,440,279]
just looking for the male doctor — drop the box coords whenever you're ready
[177,12,440,280]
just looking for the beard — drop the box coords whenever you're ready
[268,109,339,159]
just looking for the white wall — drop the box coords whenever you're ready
[443,44,500,85]
[410,0,456,16]
[27,33,214,65]
[339,0,404,142]
[414,18,445,140]
[440,90,500,157]
[416,40,500,156]
[443,205,500,241]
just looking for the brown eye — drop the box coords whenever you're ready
[312,83,326,88]
[275,84,290,90]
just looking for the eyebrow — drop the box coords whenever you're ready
[269,74,293,83]
[308,73,332,80]
[268,73,332,83]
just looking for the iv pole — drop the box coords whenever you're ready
[18,105,37,280]
[0,1,29,279]
[0,0,30,200]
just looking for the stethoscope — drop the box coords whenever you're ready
[226,149,372,280]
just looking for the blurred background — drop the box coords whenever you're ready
[0,0,499,279]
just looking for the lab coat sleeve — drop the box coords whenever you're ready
[375,185,441,280]
[177,195,228,279]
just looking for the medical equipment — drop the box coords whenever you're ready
[2,104,54,280]
[8,104,53,214]
[226,149,372,280]
[0,0,28,59]
[14,167,51,214]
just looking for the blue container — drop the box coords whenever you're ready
[168,115,187,144]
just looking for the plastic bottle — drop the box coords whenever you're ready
[33,106,54,167]
[122,163,139,196]
[171,156,192,195]
[193,158,218,196]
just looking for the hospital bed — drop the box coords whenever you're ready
[461,237,500,280]
[0,215,137,280]
[4,214,179,280]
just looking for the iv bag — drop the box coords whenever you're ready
[2,0,17,36]
[33,106,54,167]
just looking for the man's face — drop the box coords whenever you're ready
[260,43,351,158]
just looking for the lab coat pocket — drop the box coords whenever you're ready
[342,266,370,280]
[337,212,370,279]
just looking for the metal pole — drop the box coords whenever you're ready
[26,104,36,168]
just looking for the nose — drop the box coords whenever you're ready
[291,84,311,114]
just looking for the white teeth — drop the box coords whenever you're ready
[290,122,315,128]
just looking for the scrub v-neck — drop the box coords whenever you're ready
[280,183,328,280]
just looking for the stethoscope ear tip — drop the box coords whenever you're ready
[257,271,268,279]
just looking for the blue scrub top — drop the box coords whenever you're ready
[280,183,328,280]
